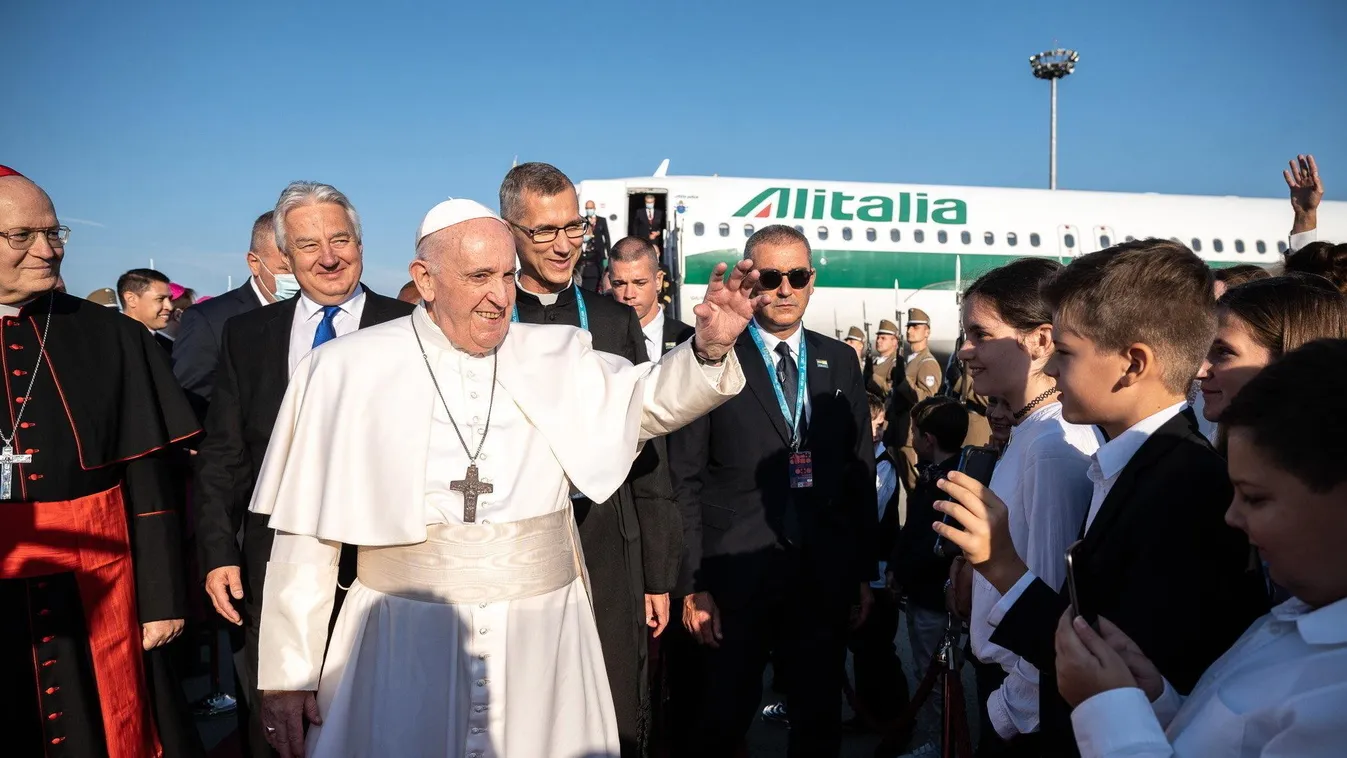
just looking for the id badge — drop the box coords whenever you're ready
[789,451,814,489]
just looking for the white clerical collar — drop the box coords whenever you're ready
[0,303,21,317]
[516,280,571,307]
[753,318,803,357]
[412,305,499,360]
[298,286,365,321]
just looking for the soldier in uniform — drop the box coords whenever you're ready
[953,362,993,446]
[868,318,901,396]
[844,325,866,368]
[898,308,942,491]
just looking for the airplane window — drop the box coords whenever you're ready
[1235,239,1245,253]
[866,228,877,242]
[914,229,925,243]
[890,229,901,243]
[960,231,971,245]
[937,230,948,244]
[693,222,704,236]
[1213,239,1224,253]
[1030,233,1041,247]
[743,224,754,238]
[1064,233,1076,249]
[1277,241,1288,254]
[1007,232,1018,247]
[1191,238,1203,252]
[718,223,730,238]
[794,225,805,234]
[1100,235,1111,247]
[984,232,995,246]
[1256,240,1267,254]
[842,227,853,241]
[817,226,829,241]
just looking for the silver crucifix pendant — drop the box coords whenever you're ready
[449,463,493,523]
[0,445,34,500]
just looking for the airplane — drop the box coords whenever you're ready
[577,163,1347,358]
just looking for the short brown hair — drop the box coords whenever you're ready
[1222,338,1347,492]
[499,162,574,223]
[1218,276,1347,359]
[249,210,276,254]
[912,396,968,454]
[1043,238,1215,394]
[743,224,812,265]
[1213,264,1271,291]
[1283,241,1347,294]
[609,236,659,267]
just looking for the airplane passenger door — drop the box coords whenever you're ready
[1058,224,1081,259]
[1093,225,1117,252]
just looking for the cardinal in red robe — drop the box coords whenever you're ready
[0,166,201,757]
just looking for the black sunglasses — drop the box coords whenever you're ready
[757,267,813,290]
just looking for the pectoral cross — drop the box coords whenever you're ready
[450,463,493,523]
[1,445,33,500]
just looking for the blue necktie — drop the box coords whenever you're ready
[312,305,341,348]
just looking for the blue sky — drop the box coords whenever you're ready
[5,0,1345,298]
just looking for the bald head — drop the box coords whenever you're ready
[0,175,64,304]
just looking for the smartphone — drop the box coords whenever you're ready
[1065,540,1099,632]
[933,445,1000,559]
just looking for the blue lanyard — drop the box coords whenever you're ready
[748,322,807,448]
[510,287,589,331]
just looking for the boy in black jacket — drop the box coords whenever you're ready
[931,239,1269,757]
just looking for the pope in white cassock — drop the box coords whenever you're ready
[249,198,763,758]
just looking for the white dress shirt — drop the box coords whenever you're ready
[972,402,1100,739]
[872,441,897,589]
[249,276,271,307]
[1083,401,1186,533]
[641,306,665,362]
[989,402,1189,641]
[754,320,811,427]
[1289,228,1317,254]
[288,289,367,377]
[1071,595,1347,757]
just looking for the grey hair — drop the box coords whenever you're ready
[414,231,449,275]
[273,181,362,252]
[609,236,659,268]
[744,224,813,265]
[499,162,574,223]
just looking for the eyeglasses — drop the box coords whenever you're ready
[510,219,589,244]
[0,225,70,251]
[757,267,813,290]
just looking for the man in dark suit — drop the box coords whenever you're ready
[501,163,683,758]
[172,211,294,421]
[195,182,413,757]
[669,224,878,757]
[580,199,612,292]
[117,267,176,352]
[629,193,665,252]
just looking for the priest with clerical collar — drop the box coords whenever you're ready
[251,198,762,758]
[0,165,201,757]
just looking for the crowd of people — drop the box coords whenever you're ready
[0,151,1342,758]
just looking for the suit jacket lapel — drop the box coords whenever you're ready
[262,297,298,390]
[738,333,792,446]
[1080,412,1190,548]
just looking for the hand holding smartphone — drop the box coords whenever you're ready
[933,445,999,559]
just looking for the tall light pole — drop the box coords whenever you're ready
[1029,48,1079,190]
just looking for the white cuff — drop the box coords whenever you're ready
[257,561,338,691]
[1289,229,1317,253]
[986,688,1018,740]
[988,571,1037,628]
[1149,678,1182,728]
[1071,687,1172,758]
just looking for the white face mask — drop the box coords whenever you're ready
[585,208,596,217]
[260,260,301,300]
[645,202,655,209]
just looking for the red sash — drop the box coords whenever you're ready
[0,485,161,758]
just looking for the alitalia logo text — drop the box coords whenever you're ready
[732,187,968,225]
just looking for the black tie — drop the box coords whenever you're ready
[775,342,798,421]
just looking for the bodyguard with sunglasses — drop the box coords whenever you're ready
[499,162,682,758]
[667,225,878,757]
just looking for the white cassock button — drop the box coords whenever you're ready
[479,652,490,660]
[481,519,491,525]
[467,371,475,379]
[472,416,480,423]
[474,705,486,713]
[479,627,489,635]
[478,602,488,608]
[470,391,479,399]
